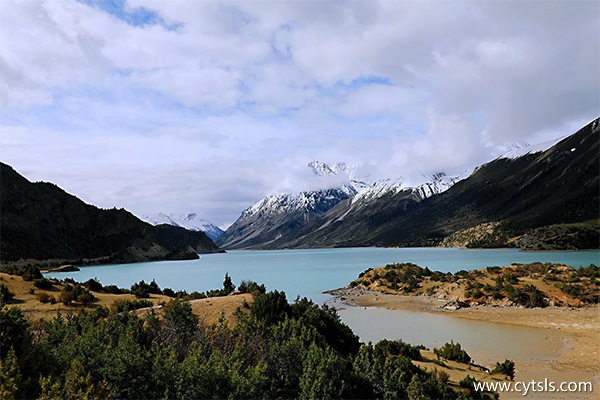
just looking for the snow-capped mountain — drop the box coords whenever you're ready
[216,162,356,249]
[217,160,466,249]
[142,212,224,240]
[220,119,598,250]
[263,118,599,249]
[497,137,563,160]
[412,171,468,199]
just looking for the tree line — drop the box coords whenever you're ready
[0,277,497,399]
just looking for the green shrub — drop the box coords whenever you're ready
[434,340,471,364]
[33,278,53,290]
[491,359,515,380]
[238,279,266,295]
[83,278,103,292]
[0,283,15,304]
[112,299,154,313]
[22,265,43,281]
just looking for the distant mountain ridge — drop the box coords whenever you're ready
[266,118,599,249]
[142,212,224,240]
[217,160,464,249]
[0,163,223,265]
[218,118,599,250]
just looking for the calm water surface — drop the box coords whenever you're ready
[337,306,563,366]
[46,247,599,303]
[46,247,598,368]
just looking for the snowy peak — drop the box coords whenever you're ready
[308,160,353,177]
[350,171,467,205]
[412,171,468,200]
[351,178,405,204]
[141,212,224,240]
[242,187,355,219]
[498,138,562,160]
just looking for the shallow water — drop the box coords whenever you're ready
[337,306,562,365]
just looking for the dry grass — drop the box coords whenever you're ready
[0,272,252,325]
[134,293,255,326]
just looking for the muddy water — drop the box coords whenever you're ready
[338,306,599,399]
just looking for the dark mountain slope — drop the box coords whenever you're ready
[269,118,599,249]
[0,163,223,264]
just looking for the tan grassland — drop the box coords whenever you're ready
[0,272,252,325]
[134,293,254,326]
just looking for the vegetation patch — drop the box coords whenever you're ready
[0,273,505,399]
[352,262,600,307]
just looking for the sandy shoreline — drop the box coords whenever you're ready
[327,286,600,398]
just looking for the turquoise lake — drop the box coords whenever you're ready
[46,247,599,304]
[45,247,599,374]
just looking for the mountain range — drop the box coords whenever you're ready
[0,163,223,265]
[1,118,597,265]
[216,160,465,249]
[141,212,224,240]
[218,118,599,250]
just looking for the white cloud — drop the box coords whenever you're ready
[0,0,597,227]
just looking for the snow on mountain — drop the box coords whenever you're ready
[412,171,469,199]
[243,161,467,216]
[350,171,468,205]
[142,212,224,240]
[498,137,563,160]
[242,187,355,219]
[350,178,405,204]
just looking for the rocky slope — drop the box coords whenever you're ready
[0,163,223,265]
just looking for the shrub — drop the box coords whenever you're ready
[103,285,125,295]
[251,290,290,325]
[60,284,95,306]
[33,278,53,290]
[22,265,43,281]
[77,292,94,306]
[459,374,477,389]
[36,291,54,304]
[238,280,266,295]
[112,299,154,313]
[83,278,103,292]
[434,340,471,364]
[0,283,15,304]
[130,279,163,298]
[60,290,75,306]
[491,359,515,380]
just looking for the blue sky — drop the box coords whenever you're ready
[0,0,598,228]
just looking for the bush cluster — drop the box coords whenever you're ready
[0,285,496,400]
[434,340,472,364]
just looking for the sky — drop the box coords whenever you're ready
[0,0,598,229]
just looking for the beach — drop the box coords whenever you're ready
[328,286,600,398]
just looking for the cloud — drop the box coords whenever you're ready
[0,0,598,227]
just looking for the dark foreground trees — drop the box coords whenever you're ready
[0,289,495,399]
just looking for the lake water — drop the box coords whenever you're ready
[46,247,599,304]
[337,306,562,365]
[45,247,598,372]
